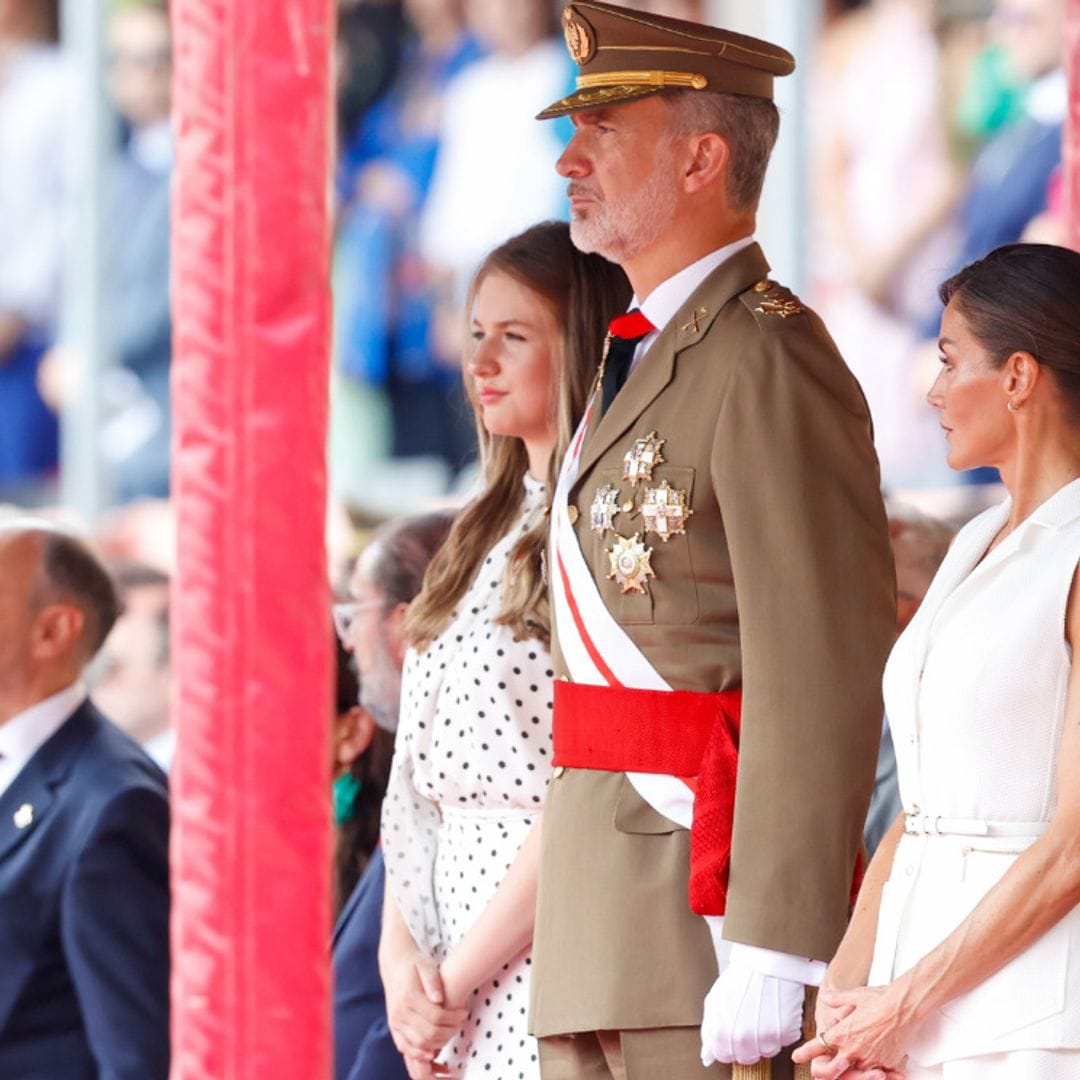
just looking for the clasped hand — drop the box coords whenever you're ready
[384,953,467,1080]
[791,986,910,1080]
[700,960,805,1066]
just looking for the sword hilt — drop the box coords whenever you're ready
[728,986,818,1080]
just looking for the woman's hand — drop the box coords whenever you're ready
[793,984,914,1079]
[383,949,467,1068]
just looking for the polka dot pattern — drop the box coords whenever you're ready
[383,475,551,1079]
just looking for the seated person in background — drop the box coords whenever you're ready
[333,510,456,1080]
[0,518,170,1079]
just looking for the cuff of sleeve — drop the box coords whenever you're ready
[728,942,826,986]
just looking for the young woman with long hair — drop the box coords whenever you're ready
[378,221,630,1080]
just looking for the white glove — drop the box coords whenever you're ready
[700,952,805,1067]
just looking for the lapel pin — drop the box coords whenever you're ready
[680,307,708,334]
[13,803,34,830]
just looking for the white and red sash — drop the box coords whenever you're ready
[549,395,697,828]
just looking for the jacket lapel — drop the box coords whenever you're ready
[573,244,771,489]
[0,703,95,864]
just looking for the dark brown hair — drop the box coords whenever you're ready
[406,221,632,648]
[939,243,1080,420]
[33,531,120,659]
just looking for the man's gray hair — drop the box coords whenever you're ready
[663,89,780,213]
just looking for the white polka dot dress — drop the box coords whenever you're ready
[383,474,552,1079]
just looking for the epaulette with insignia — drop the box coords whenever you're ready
[740,278,806,325]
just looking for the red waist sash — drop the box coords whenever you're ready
[552,680,741,915]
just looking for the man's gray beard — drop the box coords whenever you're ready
[568,154,678,264]
[359,637,402,733]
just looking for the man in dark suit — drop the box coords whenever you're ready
[0,519,170,1079]
[333,510,454,1080]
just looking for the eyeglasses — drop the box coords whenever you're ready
[332,599,384,640]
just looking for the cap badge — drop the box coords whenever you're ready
[642,481,693,542]
[13,803,33,830]
[563,9,595,64]
[623,431,665,487]
[590,483,622,535]
[608,533,655,594]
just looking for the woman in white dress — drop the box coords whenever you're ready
[794,242,1080,1080]
[378,222,630,1080]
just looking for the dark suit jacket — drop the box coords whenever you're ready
[332,848,408,1080]
[0,700,170,1079]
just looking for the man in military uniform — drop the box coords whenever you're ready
[529,4,896,1078]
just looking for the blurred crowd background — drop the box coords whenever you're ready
[0,0,1067,766]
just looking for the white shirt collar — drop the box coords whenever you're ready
[0,680,87,797]
[635,235,756,335]
[628,236,755,369]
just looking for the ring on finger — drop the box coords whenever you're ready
[818,1029,837,1054]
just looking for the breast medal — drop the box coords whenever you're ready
[641,480,692,542]
[607,533,655,594]
[590,484,621,535]
[622,431,665,487]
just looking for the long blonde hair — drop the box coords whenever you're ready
[406,222,631,648]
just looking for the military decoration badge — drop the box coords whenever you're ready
[641,480,692,542]
[590,484,621,535]
[562,8,595,63]
[607,533,655,594]
[622,431,665,487]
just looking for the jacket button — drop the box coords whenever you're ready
[553,766,566,779]
[567,505,579,525]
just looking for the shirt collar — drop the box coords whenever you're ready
[634,235,756,335]
[0,680,87,771]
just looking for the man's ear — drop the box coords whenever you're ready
[683,131,728,195]
[385,601,410,668]
[29,603,85,661]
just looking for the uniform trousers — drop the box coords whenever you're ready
[538,1028,798,1080]
[907,1050,1080,1079]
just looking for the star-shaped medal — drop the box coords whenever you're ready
[607,533,655,594]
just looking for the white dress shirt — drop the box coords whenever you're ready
[0,680,87,797]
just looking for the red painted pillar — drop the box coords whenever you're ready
[1067,0,1080,250]
[169,1,335,1077]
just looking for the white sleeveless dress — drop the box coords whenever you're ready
[871,478,1080,1077]
[382,475,551,1079]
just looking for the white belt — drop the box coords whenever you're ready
[903,812,1048,838]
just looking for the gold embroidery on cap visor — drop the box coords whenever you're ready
[536,82,663,120]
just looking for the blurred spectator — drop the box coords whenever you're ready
[332,509,455,1080]
[336,0,405,144]
[0,520,170,1078]
[0,0,65,502]
[809,0,963,491]
[99,0,173,502]
[94,558,173,771]
[865,504,957,855]
[937,0,1065,289]
[334,0,483,484]
[418,0,571,370]
[330,632,392,913]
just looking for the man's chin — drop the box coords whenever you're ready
[569,219,620,261]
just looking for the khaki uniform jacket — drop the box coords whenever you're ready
[530,243,896,1036]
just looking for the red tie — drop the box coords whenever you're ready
[601,309,656,415]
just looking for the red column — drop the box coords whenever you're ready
[169,2,335,1077]
[1067,0,1080,250]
